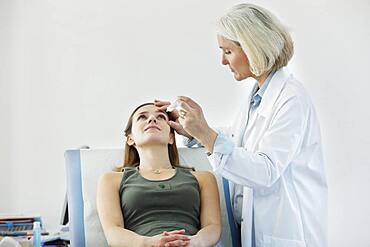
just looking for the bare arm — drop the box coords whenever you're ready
[97,172,148,247]
[190,171,221,247]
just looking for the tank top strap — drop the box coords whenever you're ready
[176,166,195,174]
[122,166,137,171]
[121,166,138,180]
[175,167,197,181]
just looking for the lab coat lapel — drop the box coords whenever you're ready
[246,68,292,151]
[233,81,258,146]
[241,68,293,246]
[257,67,292,117]
[241,186,254,247]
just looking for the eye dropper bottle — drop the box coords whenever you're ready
[33,221,41,247]
[166,100,178,112]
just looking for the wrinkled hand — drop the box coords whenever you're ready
[154,99,192,139]
[174,96,211,141]
[147,229,191,247]
[154,97,217,151]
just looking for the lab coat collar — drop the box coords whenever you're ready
[257,67,292,117]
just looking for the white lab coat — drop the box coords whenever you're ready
[208,67,328,247]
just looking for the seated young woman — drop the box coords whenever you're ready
[97,103,221,247]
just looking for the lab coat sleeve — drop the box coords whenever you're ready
[182,126,232,148]
[183,135,203,147]
[209,97,308,188]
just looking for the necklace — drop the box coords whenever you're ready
[138,166,173,174]
[153,169,162,174]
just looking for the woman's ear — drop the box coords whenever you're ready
[168,132,175,145]
[127,135,135,146]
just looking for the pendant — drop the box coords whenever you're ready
[153,169,161,174]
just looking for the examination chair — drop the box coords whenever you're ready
[65,147,235,246]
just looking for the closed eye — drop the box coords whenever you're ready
[137,115,147,120]
[157,114,167,120]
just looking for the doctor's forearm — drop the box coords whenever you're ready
[196,127,218,154]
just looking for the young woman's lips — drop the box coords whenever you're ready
[145,126,161,131]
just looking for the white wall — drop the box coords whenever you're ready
[1,0,369,245]
[0,0,14,213]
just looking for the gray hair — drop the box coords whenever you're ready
[217,3,294,76]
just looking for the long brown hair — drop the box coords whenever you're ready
[115,103,180,172]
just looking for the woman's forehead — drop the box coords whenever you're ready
[134,104,167,116]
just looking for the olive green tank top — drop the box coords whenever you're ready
[119,167,201,236]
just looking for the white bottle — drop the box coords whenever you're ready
[166,100,178,112]
[33,221,41,247]
[166,100,183,112]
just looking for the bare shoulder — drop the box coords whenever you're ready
[98,171,123,189]
[191,170,215,178]
[190,170,217,187]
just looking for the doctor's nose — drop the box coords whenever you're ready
[221,54,228,65]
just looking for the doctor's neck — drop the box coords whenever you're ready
[254,72,269,88]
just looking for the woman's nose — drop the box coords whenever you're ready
[147,115,157,123]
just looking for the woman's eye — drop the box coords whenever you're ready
[157,114,166,120]
[137,115,146,120]
[225,50,231,55]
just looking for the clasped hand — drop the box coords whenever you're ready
[147,229,196,247]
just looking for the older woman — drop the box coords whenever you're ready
[155,3,328,247]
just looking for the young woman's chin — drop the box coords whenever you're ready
[137,138,170,146]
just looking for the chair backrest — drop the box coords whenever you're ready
[65,148,232,247]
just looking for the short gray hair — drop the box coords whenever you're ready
[217,3,294,76]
